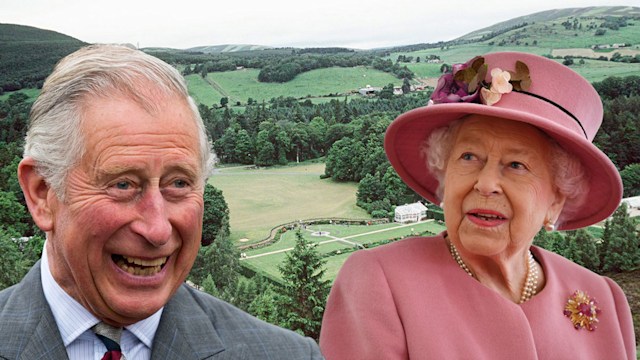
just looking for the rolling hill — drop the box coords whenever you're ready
[1,5,639,101]
[0,23,86,92]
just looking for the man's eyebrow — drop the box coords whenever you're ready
[164,164,201,179]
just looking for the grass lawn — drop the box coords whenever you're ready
[208,162,370,243]
[203,67,399,105]
[185,74,224,107]
[241,220,447,282]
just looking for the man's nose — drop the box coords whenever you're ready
[131,188,172,246]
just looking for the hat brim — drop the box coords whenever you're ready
[384,100,622,231]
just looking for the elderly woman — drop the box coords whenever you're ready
[319,52,636,359]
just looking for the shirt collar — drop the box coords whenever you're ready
[40,242,163,348]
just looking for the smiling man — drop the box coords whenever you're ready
[0,44,323,359]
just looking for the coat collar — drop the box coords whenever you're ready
[0,261,69,360]
[151,285,249,360]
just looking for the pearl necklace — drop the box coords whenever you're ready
[448,242,539,304]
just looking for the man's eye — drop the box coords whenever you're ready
[115,181,131,190]
[174,179,189,188]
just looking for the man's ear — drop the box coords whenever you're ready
[18,157,55,232]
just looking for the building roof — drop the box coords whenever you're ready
[395,202,427,215]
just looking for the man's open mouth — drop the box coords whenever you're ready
[112,255,168,276]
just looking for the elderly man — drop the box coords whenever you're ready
[0,44,323,359]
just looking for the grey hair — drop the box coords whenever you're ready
[24,44,215,199]
[422,117,588,227]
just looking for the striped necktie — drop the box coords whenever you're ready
[92,322,125,360]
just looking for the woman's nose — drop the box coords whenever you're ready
[473,164,502,196]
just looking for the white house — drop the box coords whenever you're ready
[394,202,428,223]
[359,85,381,96]
[621,196,640,217]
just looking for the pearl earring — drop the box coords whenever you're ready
[439,202,444,209]
[544,222,556,232]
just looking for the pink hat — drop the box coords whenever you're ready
[384,51,622,230]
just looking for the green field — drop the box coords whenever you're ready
[188,66,400,105]
[208,162,370,243]
[185,74,224,107]
[0,88,40,101]
[241,220,447,282]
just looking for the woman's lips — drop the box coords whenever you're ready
[466,209,508,226]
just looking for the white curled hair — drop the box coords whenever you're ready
[421,117,588,228]
[24,44,216,200]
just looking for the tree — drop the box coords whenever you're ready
[0,227,26,290]
[357,173,386,207]
[248,284,286,326]
[601,203,640,273]
[278,229,330,340]
[378,83,394,99]
[255,131,276,166]
[564,229,600,272]
[202,184,230,246]
[620,163,640,197]
[234,129,255,165]
[401,78,411,94]
[220,97,229,108]
[189,184,238,294]
[0,191,30,236]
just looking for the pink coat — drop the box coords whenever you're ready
[320,233,636,359]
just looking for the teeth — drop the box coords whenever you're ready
[114,255,167,276]
[123,256,167,267]
[476,214,502,220]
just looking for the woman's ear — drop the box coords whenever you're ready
[18,157,55,232]
[546,190,567,227]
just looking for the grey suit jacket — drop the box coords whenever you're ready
[0,262,324,359]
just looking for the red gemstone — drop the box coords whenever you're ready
[578,303,592,316]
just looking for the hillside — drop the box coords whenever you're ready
[458,6,640,41]
[0,23,86,93]
[1,6,640,101]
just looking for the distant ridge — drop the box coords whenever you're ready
[186,44,273,53]
[0,23,83,43]
[458,6,640,41]
[0,23,86,91]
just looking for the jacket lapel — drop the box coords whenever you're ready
[151,285,248,359]
[0,262,69,360]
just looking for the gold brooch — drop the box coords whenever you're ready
[563,290,600,331]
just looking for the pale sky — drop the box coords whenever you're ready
[2,0,639,49]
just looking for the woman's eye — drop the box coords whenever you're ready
[509,161,526,170]
[461,152,475,161]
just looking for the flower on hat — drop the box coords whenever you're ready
[480,68,513,106]
[430,56,531,106]
[563,290,601,331]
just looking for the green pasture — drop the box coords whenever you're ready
[0,88,40,102]
[392,44,640,83]
[185,74,224,107]
[195,67,399,105]
[208,162,370,243]
[241,220,447,282]
[570,59,640,82]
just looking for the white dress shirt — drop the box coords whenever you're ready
[41,244,163,359]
